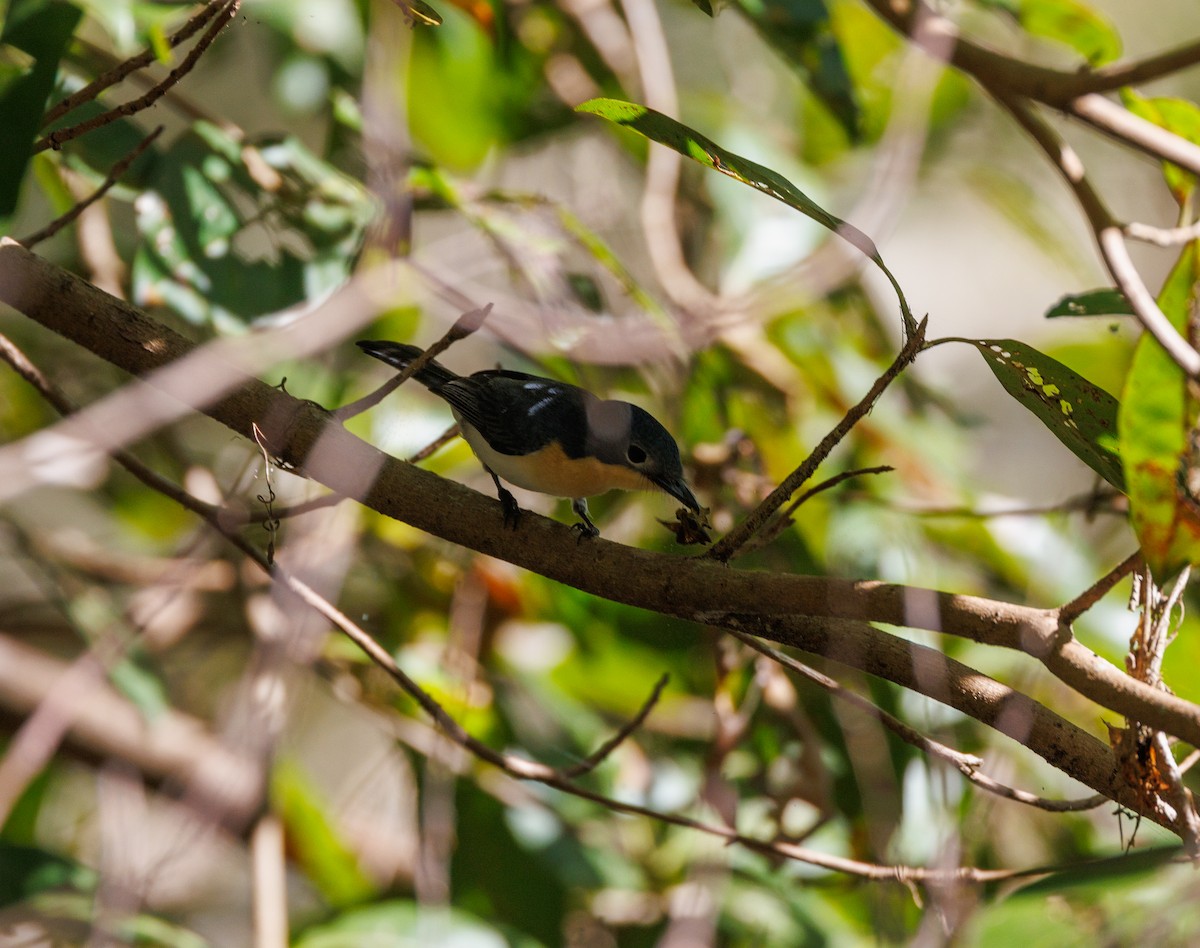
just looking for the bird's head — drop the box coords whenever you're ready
[586,400,700,511]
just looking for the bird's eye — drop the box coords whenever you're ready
[627,444,648,465]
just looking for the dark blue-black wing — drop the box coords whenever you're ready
[440,371,591,457]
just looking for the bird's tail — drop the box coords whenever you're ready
[356,340,460,390]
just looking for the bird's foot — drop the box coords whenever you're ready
[571,498,600,541]
[498,487,522,531]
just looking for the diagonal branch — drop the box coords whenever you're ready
[709,319,925,562]
[6,241,1200,835]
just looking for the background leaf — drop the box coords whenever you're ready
[0,0,82,223]
[733,0,860,141]
[1046,288,1134,318]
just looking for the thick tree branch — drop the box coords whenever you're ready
[5,242,1200,835]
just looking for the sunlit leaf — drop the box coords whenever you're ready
[1046,288,1134,318]
[0,0,82,223]
[966,338,1124,491]
[975,0,1121,65]
[1119,243,1200,580]
[577,98,914,333]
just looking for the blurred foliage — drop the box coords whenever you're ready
[3,0,1200,945]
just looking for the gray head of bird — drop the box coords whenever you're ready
[585,399,700,512]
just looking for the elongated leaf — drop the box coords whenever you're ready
[1119,243,1200,580]
[577,98,914,334]
[0,0,82,222]
[1046,288,1133,318]
[967,338,1124,491]
[733,0,860,141]
[974,0,1121,65]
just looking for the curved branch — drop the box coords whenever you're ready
[996,95,1200,378]
[6,241,1200,835]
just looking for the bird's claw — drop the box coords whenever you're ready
[498,488,522,531]
[571,521,600,542]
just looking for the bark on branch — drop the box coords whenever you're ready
[3,240,1199,835]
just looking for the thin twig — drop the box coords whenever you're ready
[332,303,492,422]
[1125,219,1200,248]
[729,629,1106,813]
[19,127,163,248]
[998,94,1200,379]
[563,673,669,779]
[1059,551,1143,627]
[709,319,926,562]
[736,466,894,556]
[41,1,227,129]
[34,1,240,155]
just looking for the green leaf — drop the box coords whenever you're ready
[0,842,95,908]
[296,900,530,948]
[107,653,170,720]
[1118,243,1200,580]
[733,0,860,141]
[966,338,1124,491]
[272,759,376,909]
[0,0,82,223]
[1046,288,1134,318]
[974,0,1121,65]
[1121,92,1200,207]
[577,98,914,334]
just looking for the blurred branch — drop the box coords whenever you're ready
[7,241,1200,837]
[619,0,718,320]
[861,0,1200,378]
[861,0,1200,107]
[0,633,263,830]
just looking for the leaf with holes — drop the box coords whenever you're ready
[576,98,914,334]
[968,339,1124,492]
[1119,243,1200,580]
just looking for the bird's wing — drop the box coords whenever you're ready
[439,373,585,456]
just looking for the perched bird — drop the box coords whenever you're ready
[357,341,701,537]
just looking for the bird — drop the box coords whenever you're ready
[356,340,701,537]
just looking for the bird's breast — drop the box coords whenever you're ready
[458,420,647,498]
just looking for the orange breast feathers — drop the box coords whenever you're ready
[460,423,649,498]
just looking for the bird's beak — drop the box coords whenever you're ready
[657,474,701,512]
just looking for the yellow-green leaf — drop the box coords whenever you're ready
[1119,242,1200,580]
